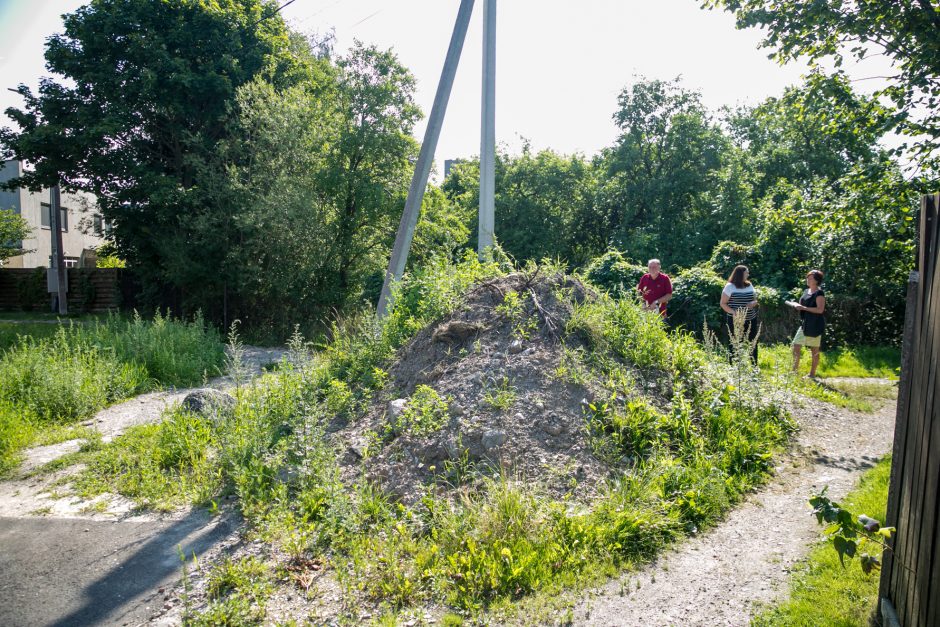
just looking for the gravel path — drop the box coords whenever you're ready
[574,392,897,626]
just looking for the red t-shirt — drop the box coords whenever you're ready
[637,273,673,314]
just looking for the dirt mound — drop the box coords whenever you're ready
[335,271,631,504]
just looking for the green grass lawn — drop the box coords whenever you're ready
[759,345,900,380]
[752,456,891,627]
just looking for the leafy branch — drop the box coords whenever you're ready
[810,487,895,575]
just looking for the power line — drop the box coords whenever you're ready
[295,0,346,27]
[252,0,300,26]
[350,8,384,28]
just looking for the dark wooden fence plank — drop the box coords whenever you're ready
[880,193,940,627]
[915,235,940,617]
[881,271,919,599]
[0,268,121,313]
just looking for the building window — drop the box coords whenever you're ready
[39,203,68,231]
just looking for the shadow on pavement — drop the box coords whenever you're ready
[0,510,237,627]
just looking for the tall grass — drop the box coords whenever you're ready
[87,312,226,387]
[0,328,148,422]
[0,322,62,351]
[0,313,224,475]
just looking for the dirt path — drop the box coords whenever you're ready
[574,391,897,626]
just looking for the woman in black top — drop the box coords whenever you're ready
[791,269,827,377]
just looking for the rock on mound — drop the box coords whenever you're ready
[337,271,620,504]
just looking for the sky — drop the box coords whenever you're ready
[0,0,882,180]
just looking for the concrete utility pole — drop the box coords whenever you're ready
[49,184,68,315]
[478,0,496,258]
[377,0,476,318]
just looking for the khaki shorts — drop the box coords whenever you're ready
[792,327,822,348]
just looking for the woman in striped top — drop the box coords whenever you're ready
[720,264,760,361]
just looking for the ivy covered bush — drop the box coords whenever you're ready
[669,265,790,343]
[584,250,647,298]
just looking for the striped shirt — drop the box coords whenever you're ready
[722,283,758,320]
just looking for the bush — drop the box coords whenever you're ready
[706,240,759,279]
[583,250,646,298]
[669,265,790,343]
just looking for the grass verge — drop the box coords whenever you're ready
[752,455,891,627]
[759,345,900,380]
[0,312,224,476]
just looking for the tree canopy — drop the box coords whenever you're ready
[0,0,925,345]
[0,210,32,263]
[704,0,940,171]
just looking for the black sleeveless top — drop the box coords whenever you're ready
[800,289,826,337]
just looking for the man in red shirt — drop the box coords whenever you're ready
[637,258,673,316]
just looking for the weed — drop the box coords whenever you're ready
[482,377,517,412]
[190,556,273,626]
[390,385,451,437]
[496,290,537,339]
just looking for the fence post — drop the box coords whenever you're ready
[879,269,920,614]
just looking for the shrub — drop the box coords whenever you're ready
[584,250,647,298]
[669,265,789,343]
[706,240,759,278]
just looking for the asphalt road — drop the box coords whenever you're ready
[0,512,235,627]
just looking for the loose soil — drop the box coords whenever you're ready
[337,273,609,505]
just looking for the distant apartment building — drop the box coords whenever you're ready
[444,158,464,180]
[0,160,106,268]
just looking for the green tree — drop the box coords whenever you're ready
[596,78,753,267]
[726,74,894,199]
[0,0,314,314]
[0,209,32,263]
[217,43,428,335]
[320,42,422,295]
[443,146,598,265]
[704,0,940,170]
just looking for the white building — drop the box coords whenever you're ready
[0,160,107,268]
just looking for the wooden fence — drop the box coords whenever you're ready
[0,268,122,313]
[879,193,940,626]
